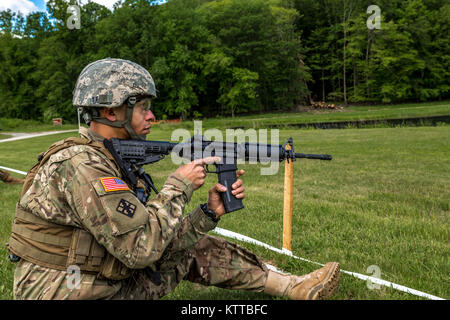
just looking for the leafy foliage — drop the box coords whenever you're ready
[0,0,448,122]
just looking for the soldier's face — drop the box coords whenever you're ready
[130,99,155,137]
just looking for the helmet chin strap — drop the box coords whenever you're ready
[123,103,146,140]
[89,98,147,140]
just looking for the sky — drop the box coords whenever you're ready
[0,0,42,15]
[0,0,167,15]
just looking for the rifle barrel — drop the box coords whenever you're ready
[295,153,332,160]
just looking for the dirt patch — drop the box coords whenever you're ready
[295,104,350,114]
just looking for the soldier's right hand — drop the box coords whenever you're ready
[175,157,221,190]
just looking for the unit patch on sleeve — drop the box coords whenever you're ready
[100,177,130,192]
[116,199,137,218]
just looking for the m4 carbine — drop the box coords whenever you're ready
[104,136,332,213]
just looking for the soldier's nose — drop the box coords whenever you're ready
[147,110,155,121]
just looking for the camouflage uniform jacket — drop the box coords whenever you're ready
[13,127,218,299]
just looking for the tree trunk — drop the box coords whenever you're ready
[365,31,372,99]
[343,26,347,104]
[322,68,326,102]
[342,0,354,106]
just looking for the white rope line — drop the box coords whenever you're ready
[213,227,445,300]
[0,166,444,300]
[0,129,78,143]
[0,166,27,176]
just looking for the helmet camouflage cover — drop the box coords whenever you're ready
[73,58,157,140]
[73,58,157,108]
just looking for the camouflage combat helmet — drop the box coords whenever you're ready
[73,58,157,140]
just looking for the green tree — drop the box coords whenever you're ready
[197,0,308,113]
[1,0,449,122]
[217,67,259,117]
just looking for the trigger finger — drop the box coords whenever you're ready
[236,169,245,178]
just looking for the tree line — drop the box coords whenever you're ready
[0,0,448,122]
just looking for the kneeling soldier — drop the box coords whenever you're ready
[8,58,340,300]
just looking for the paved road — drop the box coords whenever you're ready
[0,129,78,143]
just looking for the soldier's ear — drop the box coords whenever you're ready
[103,107,118,121]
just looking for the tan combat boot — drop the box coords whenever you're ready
[264,262,340,300]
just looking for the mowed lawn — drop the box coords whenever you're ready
[0,125,448,300]
[200,101,450,129]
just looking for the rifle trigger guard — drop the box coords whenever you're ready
[139,154,165,166]
[205,164,217,174]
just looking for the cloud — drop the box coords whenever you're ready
[0,0,118,15]
[1,0,166,17]
[0,0,39,15]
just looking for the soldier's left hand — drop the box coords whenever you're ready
[207,169,245,218]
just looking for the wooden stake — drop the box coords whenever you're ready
[283,142,294,252]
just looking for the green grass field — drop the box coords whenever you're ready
[0,104,449,300]
[0,117,79,133]
[1,101,449,133]
[0,134,12,140]
[197,100,450,129]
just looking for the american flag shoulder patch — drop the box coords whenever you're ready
[100,177,130,192]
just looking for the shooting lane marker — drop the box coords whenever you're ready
[1,165,444,300]
[282,141,294,254]
[0,129,78,143]
[213,227,444,300]
[0,166,27,176]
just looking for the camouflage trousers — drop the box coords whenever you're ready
[112,235,269,299]
[14,235,268,300]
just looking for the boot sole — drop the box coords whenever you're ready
[307,262,340,300]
